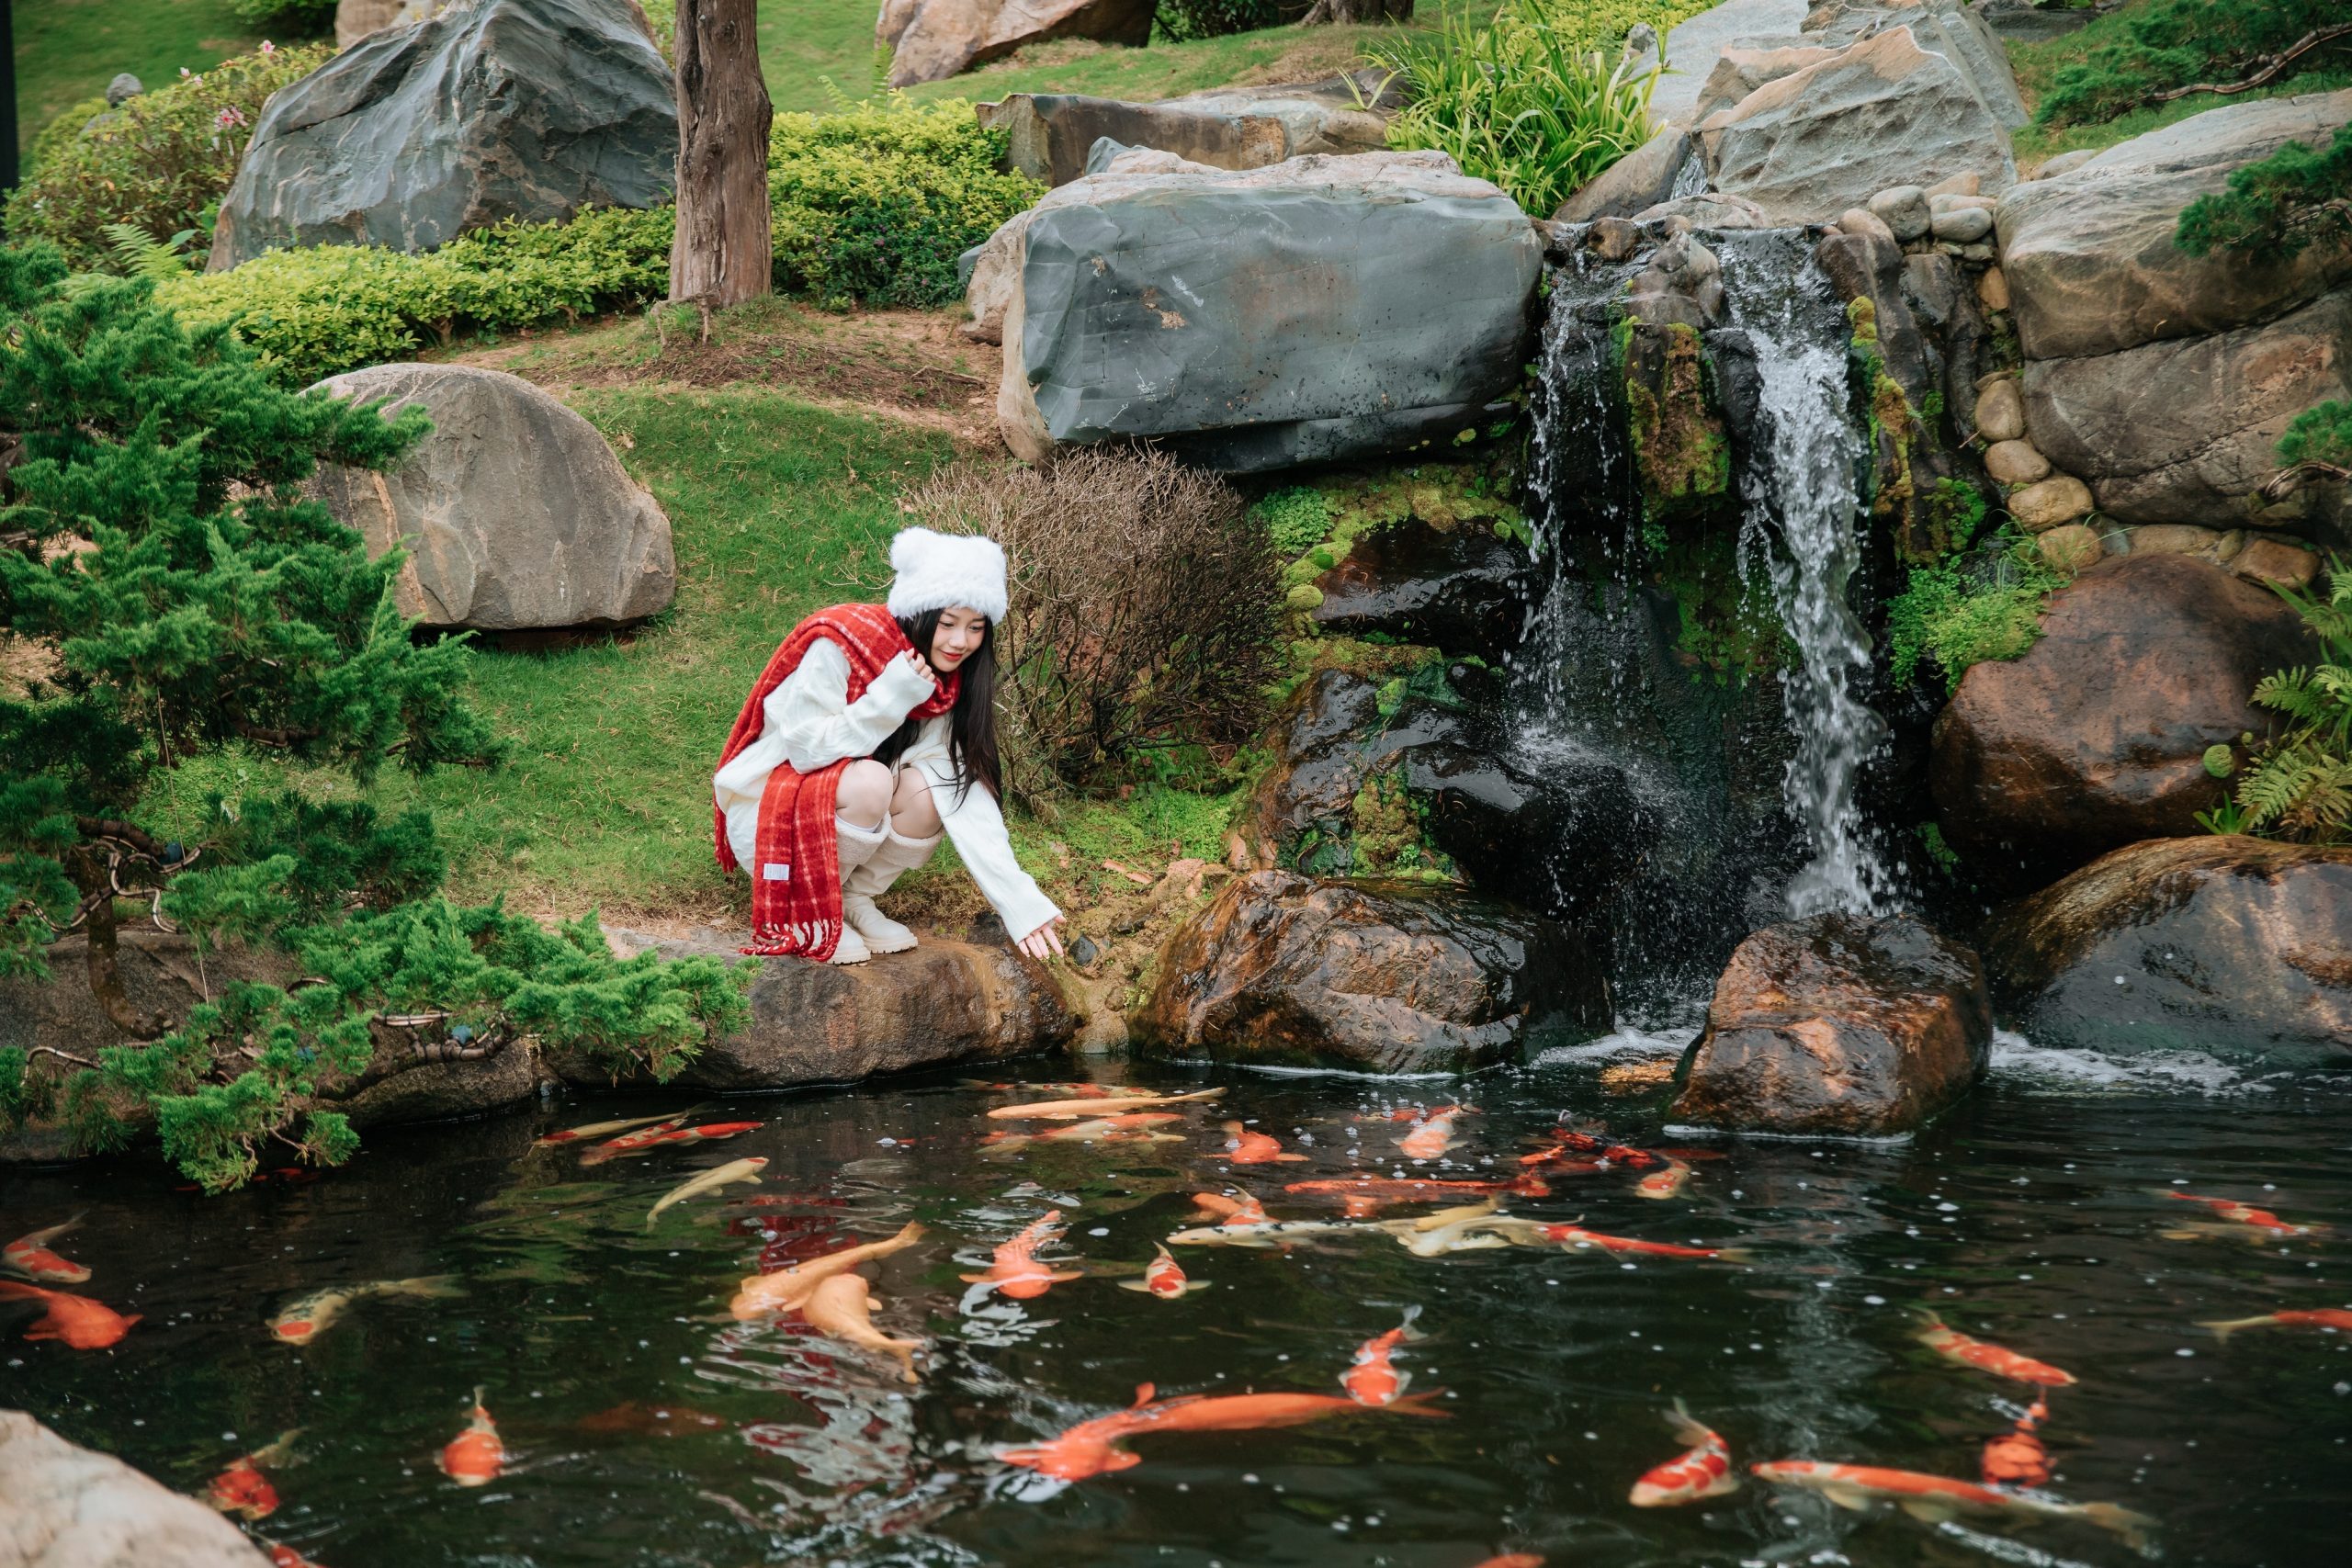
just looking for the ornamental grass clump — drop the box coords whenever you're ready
[4,42,333,270]
[0,243,748,1190]
[1372,0,1668,218]
[899,449,1282,797]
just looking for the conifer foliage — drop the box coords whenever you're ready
[2035,0,2352,129]
[1,243,748,1189]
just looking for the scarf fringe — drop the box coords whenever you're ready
[741,919,842,961]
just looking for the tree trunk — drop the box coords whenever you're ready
[669,0,774,308]
[65,847,167,1040]
[1301,0,1414,24]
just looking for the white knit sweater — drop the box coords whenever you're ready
[712,639,1060,942]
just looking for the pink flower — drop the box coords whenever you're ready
[259,39,275,54]
[216,106,247,129]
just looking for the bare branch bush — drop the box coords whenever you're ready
[900,448,1282,798]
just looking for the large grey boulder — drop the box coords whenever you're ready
[209,0,675,270]
[1697,25,2017,223]
[996,147,1542,472]
[1553,128,1695,223]
[2021,288,2352,526]
[1649,0,1811,127]
[1996,89,2352,361]
[979,78,1389,188]
[0,1412,272,1567]
[880,0,1155,90]
[309,364,676,632]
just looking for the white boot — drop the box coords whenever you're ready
[828,818,888,965]
[842,824,941,955]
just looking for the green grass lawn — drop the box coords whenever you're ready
[12,0,266,154]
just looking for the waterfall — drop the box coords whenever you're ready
[1721,243,1892,918]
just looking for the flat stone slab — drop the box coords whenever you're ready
[568,930,1080,1089]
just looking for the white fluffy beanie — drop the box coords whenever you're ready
[886,527,1008,624]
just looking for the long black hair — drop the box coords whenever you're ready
[874,607,1001,802]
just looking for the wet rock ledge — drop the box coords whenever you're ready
[0,1409,270,1566]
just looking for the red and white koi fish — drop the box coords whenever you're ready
[1917,1314,2075,1387]
[532,1109,697,1148]
[999,1381,1444,1481]
[1117,1243,1209,1300]
[206,1430,301,1520]
[0,1281,139,1348]
[1284,1175,1550,1218]
[987,1089,1223,1121]
[1486,1220,1748,1261]
[2200,1306,2352,1339]
[1341,1308,1422,1406]
[1751,1461,2154,1547]
[438,1388,504,1487]
[960,1211,1085,1300]
[1220,1122,1308,1165]
[2159,1189,2326,1241]
[1981,1398,2051,1489]
[270,1276,464,1345]
[1630,1402,1738,1506]
[580,1120,762,1166]
[982,1113,1186,1153]
[1397,1105,1473,1161]
[4,1215,91,1283]
[1635,1158,1694,1200]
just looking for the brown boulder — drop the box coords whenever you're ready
[559,931,1079,1089]
[1930,554,2315,889]
[1132,871,1610,1073]
[1671,913,1993,1136]
[881,0,1154,89]
[1982,836,2352,1063]
[0,1411,272,1567]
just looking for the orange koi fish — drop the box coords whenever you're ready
[1000,1381,1444,1481]
[580,1120,762,1166]
[438,1388,504,1487]
[1191,1190,1270,1227]
[1117,1243,1209,1300]
[1397,1105,1473,1160]
[1635,1158,1694,1200]
[1285,1175,1549,1219]
[4,1215,91,1283]
[2159,1189,2326,1241]
[730,1220,925,1319]
[532,1109,696,1148]
[1917,1314,2075,1387]
[0,1280,139,1348]
[1341,1308,1421,1406]
[265,1544,327,1568]
[960,1211,1085,1300]
[987,1089,1223,1121]
[1220,1122,1307,1164]
[1630,1402,1738,1506]
[206,1430,301,1520]
[981,1113,1186,1153]
[1981,1399,2051,1489]
[1469,1558,1545,1568]
[1531,1223,1749,1261]
[1751,1461,2154,1547]
[2200,1306,2352,1339]
[802,1272,923,1383]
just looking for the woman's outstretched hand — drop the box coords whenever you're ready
[1015,915,1066,962]
[896,649,940,687]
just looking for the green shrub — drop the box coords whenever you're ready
[1253,486,1340,558]
[156,204,676,385]
[26,95,110,177]
[1156,0,1295,42]
[229,0,337,34]
[1885,539,2071,691]
[2211,561,2352,842]
[1372,0,1700,217]
[2177,123,2352,261]
[3,43,334,269]
[768,99,1043,308]
[2035,0,2350,128]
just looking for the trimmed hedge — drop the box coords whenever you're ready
[4,44,334,269]
[154,99,1041,387]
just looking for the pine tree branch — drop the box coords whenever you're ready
[233,721,322,748]
[28,1044,100,1070]
[2259,459,2352,502]
[75,816,168,858]
[2152,24,2352,103]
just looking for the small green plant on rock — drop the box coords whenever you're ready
[2205,560,2352,843]
[1885,536,2071,692]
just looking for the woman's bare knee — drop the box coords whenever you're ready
[836,760,893,827]
[890,769,942,838]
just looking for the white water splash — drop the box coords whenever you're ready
[1986,1029,2273,1097]
[1530,1022,1698,1067]
[1724,253,1891,918]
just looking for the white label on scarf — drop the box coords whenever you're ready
[763,863,791,882]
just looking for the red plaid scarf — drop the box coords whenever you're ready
[714,604,958,958]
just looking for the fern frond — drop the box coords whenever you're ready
[99,221,196,280]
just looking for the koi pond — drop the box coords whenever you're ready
[6,1036,2348,1568]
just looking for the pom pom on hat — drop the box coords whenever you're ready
[886,527,1008,624]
